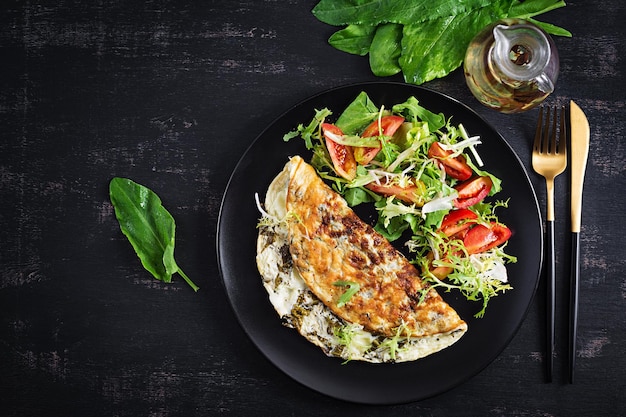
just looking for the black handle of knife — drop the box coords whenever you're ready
[546,220,555,382]
[569,231,580,384]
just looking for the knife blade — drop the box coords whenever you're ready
[568,100,590,383]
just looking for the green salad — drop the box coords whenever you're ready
[284,92,516,317]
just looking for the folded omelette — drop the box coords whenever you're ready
[256,156,467,363]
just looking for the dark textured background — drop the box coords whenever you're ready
[1,1,624,416]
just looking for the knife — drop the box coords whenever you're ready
[568,100,590,384]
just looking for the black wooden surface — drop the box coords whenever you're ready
[1,1,624,416]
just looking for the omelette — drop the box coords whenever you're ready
[256,156,467,363]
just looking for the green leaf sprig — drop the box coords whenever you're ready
[109,177,199,292]
[312,0,571,85]
[333,280,361,307]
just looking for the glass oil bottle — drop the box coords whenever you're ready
[464,19,559,113]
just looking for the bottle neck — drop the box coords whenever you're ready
[490,23,554,93]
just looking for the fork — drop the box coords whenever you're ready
[532,105,567,383]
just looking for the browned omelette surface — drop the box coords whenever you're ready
[285,156,466,338]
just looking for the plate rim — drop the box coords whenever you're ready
[216,81,543,404]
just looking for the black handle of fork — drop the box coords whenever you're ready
[546,219,556,382]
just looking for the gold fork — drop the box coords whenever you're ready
[532,105,567,383]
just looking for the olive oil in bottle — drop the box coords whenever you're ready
[464,19,559,113]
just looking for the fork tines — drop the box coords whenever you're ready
[534,105,567,155]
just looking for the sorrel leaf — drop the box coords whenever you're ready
[109,177,199,292]
[314,0,570,85]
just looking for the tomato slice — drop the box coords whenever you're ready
[453,176,493,208]
[353,115,404,164]
[438,208,478,237]
[427,141,473,181]
[321,123,357,180]
[463,222,512,254]
[423,252,453,279]
[365,179,425,205]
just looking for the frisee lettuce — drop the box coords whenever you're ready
[417,247,515,318]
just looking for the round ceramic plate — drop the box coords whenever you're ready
[217,82,542,404]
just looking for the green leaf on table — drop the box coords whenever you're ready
[329,24,376,55]
[527,18,572,37]
[507,0,571,36]
[369,23,403,77]
[313,0,492,26]
[313,0,571,85]
[507,0,567,19]
[109,177,199,292]
[399,8,498,85]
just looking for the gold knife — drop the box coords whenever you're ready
[569,100,590,383]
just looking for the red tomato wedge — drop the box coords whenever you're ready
[365,179,425,205]
[427,141,473,181]
[353,115,404,164]
[453,176,493,208]
[438,208,478,237]
[463,222,512,254]
[423,252,453,280]
[321,123,357,180]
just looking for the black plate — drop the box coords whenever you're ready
[217,82,542,404]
